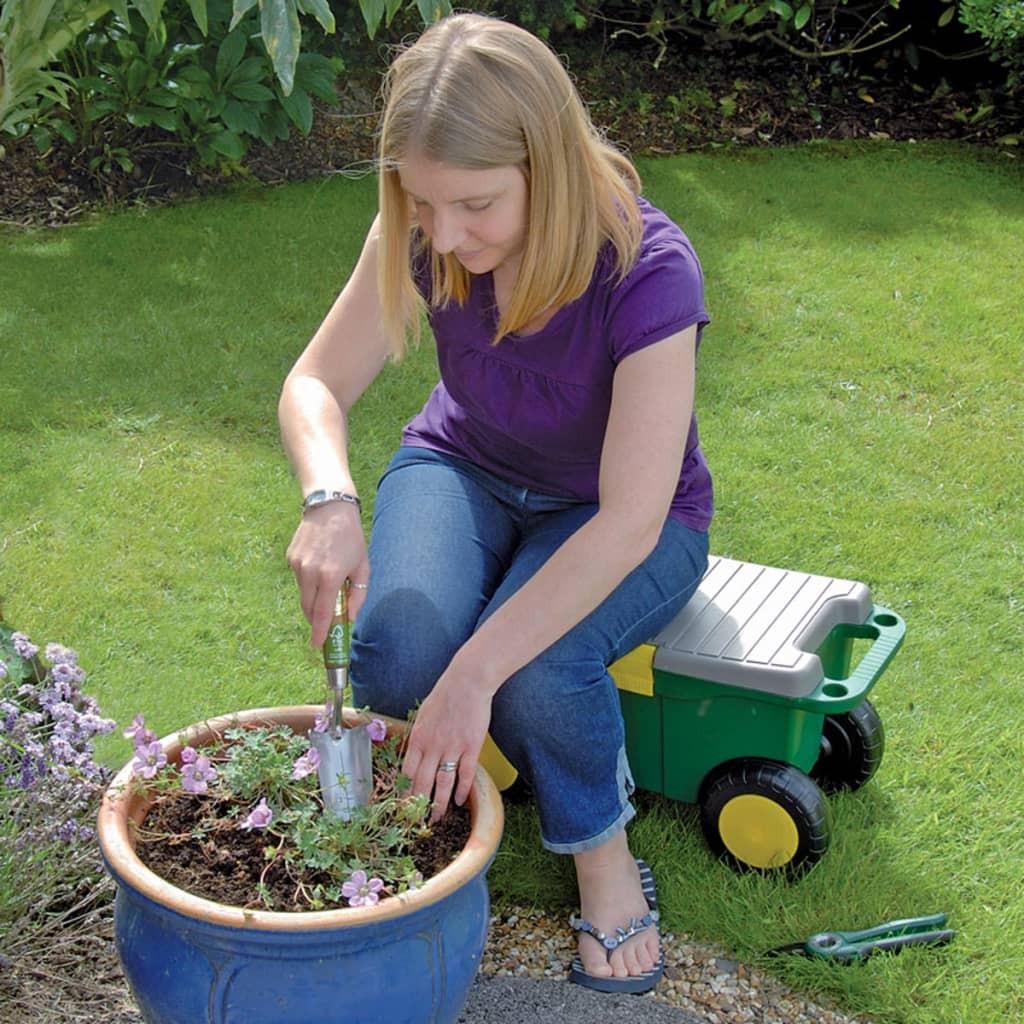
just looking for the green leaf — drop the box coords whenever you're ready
[126,58,152,97]
[53,119,78,143]
[184,0,208,33]
[280,87,312,133]
[209,129,246,160]
[143,17,168,61]
[227,57,269,85]
[744,3,769,26]
[217,29,248,84]
[31,125,53,152]
[297,0,335,34]
[769,0,793,17]
[721,4,748,26]
[145,88,180,108]
[132,0,165,32]
[222,97,262,135]
[295,53,337,101]
[358,0,385,38]
[261,0,302,96]
[938,5,955,28]
[231,81,274,101]
[177,65,214,86]
[794,4,811,30]
[415,0,450,24]
[153,108,179,130]
[230,0,259,30]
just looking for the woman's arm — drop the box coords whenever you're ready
[279,216,393,644]
[405,324,699,812]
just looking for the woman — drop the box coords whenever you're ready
[279,13,712,994]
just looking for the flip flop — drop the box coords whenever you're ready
[568,858,665,995]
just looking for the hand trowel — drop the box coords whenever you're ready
[308,582,372,820]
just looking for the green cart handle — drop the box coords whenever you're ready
[806,604,906,711]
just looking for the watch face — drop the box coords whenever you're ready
[304,490,328,507]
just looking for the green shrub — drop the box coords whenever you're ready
[29,0,340,172]
[960,0,1024,82]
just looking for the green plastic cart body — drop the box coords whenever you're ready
[615,556,905,807]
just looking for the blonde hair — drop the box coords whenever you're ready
[377,13,642,357]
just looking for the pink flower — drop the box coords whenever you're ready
[367,719,387,743]
[291,747,321,780]
[341,869,385,907]
[181,755,217,795]
[131,740,167,780]
[239,797,273,831]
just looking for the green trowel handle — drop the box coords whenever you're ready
[322,583,351,670]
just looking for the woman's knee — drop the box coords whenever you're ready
[350,591,463,715]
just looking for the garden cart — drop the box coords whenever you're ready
[480,555,905,873]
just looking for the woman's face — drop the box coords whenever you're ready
[398,154,529,279]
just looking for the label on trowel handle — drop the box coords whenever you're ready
[323,585,351,669]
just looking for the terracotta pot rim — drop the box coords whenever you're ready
[97,705,504,932]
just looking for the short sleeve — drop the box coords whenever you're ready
[606,234,710,363]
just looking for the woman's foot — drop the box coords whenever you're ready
[571,830,661,982]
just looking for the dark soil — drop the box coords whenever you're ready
[1,31,1020,230]
[136,791,471,912]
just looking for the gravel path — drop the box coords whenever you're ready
[479,905,874,1024]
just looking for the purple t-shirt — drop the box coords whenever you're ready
[402,196,713,531]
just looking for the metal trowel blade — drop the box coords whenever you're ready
[308,722,373,821]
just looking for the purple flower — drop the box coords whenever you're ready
[180,746,198,765]
[51,661,84,686]
[0,661,7,680]
[312,706,330,734]
[131,740,167,780]
[11,632,38,659]
[238,797,273,831]
[367,719,387,743]
[45,643,78,666]
[57,820,79,842]
[291,747,321,780]
[123,713,157,746]
[341,869,385,907]
[180,755,217,795]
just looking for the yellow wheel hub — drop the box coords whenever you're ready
[718,794,800,869]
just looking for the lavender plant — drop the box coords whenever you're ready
[125,711,437,912]
[0,623,119,992]
[0,625,116,847]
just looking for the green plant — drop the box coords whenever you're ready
[126,712,435,910]
[0,625,117,970]
[32,0,339,173]
[3,0,414,149]
[959,0,1024,82]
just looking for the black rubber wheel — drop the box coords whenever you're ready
[699,759,831,874]
[811,700,885,794]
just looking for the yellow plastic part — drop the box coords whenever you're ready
[717,794,800,869]
[608,644,657,697]
[477,732,518,791]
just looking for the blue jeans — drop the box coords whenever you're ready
[350,446,708,854]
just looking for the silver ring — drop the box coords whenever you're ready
[349,582,369,590]
[437,761,459,773]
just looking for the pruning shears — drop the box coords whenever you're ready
[771,913,955,962]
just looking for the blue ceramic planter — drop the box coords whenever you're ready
[98,706,504,1024]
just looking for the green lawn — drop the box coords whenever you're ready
[2,141,1022,1024]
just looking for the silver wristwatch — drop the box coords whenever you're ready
[301,490,362,514]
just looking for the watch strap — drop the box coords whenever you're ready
[302,490,362,514]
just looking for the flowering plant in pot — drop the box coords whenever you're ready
[98,704,504,1024]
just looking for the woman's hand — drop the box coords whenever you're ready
[286,502,369,647]
[402,665,495,822]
